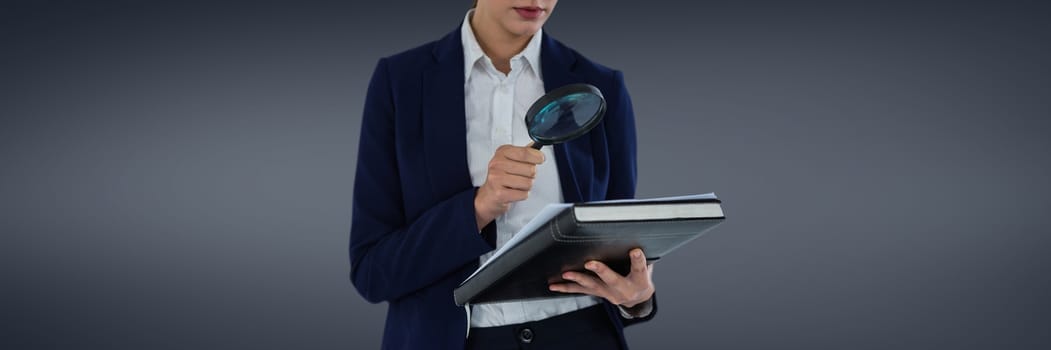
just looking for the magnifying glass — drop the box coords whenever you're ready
[525,83,606,150]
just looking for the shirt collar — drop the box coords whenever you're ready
[460,9,543,81]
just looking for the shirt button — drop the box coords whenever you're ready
[519,328,534,343]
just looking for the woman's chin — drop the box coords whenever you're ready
[505,22,544,37]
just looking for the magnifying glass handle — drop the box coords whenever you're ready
[528,142,543,150]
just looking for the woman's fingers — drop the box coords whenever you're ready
[585,260,624,287]
[491,157,538,178]
[561,271,603,290]
[497,144,544,164]
[549,274,612,301]
[629,248,649,276]
[550,249,656,307]
[548,282,593,296]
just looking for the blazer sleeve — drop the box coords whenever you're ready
[349,58,494,303]
[605,70,659,327]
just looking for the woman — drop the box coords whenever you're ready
[350,1,657,349]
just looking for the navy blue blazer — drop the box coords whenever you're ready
[350,26,656,350]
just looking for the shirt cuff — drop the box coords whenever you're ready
[616,297,654,319]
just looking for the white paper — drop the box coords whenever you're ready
[581,192,717,205]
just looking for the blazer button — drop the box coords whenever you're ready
[518,328,534,343]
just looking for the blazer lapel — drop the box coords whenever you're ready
[422,29,473,199]
[541,32,587,204]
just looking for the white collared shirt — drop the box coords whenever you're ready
[461,10,601,328]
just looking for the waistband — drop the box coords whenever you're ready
[467,304,614,346]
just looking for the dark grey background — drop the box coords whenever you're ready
[2,0,1049,349]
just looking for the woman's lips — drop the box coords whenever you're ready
[514,7,544,20]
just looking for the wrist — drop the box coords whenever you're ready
[617,296,654,319]
[620,289,654,309]
[473,189,496,230]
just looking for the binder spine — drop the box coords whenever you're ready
[550,206,581,242]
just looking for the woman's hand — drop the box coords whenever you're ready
[474,145,545,230]
[548,248,655,308]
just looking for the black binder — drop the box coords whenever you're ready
[453,193,726,306]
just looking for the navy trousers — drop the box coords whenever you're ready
[465,304,623,350]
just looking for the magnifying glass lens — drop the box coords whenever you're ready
[524,83,607,149]
[530,92,604,140]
